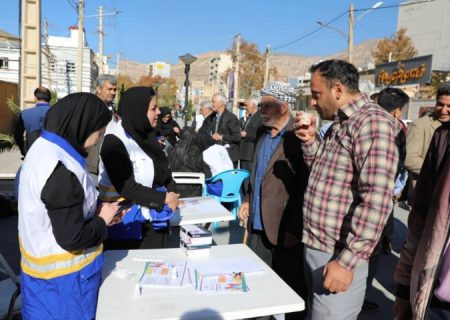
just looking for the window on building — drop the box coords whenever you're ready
[50,60,56,72]
[0,57,9,69]
[66,62,75,73]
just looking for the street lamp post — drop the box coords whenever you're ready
[179,53,197,127]
[317,1,383,63]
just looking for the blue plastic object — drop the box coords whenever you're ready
[205,169,250,229]
[149,204,174,230]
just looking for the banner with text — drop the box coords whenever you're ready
[374,55,432,88]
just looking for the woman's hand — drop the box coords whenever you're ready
[97,202,122,226]
[173,127,180,134]
[158,136,165,146]
[165,192,180,211]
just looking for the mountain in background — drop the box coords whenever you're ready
[170,38,380,86]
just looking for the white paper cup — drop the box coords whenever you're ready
[300,112,312,126]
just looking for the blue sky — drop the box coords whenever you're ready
[0,0,400,66]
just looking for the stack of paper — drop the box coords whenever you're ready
[180,224,213,256]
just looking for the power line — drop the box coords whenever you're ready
[66,0,78,13]
[354,0,435,12]
[272,11,347,51]
[271,0,435,52]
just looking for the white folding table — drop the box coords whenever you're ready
[97,244,304,320]
[171,196,234,226]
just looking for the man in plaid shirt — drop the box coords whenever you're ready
[295,60,401,319]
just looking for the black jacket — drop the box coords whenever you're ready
[199,109,241,162]
[239,111,263,161]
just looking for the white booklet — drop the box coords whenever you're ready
[195,271,249,293]
[138,261,191,288]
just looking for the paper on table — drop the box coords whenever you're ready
[196,270,249,293]
[188,257,264,281]
[178,197,224,215]
[138,261,190,288]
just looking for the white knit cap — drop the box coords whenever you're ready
[260,82,297,104]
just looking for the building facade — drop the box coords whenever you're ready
[0,30,20,84]
[150,61,170,78]
[208,54,232,95]
[43,26,98,98]
[398,0,450,71]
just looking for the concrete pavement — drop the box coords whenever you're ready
[0,149,21,178]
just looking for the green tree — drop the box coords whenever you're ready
[50,90,58,105]
[372,28,418,64]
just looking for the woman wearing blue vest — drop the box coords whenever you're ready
[99,86,179,249]
[18,93,122,319]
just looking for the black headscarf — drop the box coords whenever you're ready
[118,86,172,186]
[156,106,180,146]
[44,92,112,157]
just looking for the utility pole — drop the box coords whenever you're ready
[98,5,104,74]
[77,0,84,92]
[348,3,354,64]
[20,0,41,109]
[43,18,53,90]
[86,7,120,75]
[116,52,120,77]
[232,33,240,113]
[264,45,271,88]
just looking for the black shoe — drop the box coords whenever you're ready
[362,299,379,312]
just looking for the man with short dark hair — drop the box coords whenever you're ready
[295,60,402,319]
[404,82,450,204]
[362,87,410,312]
[14,86,52,156]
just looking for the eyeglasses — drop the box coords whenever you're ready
[257,102,275,110]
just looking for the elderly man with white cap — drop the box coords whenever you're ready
[238,82,309,320]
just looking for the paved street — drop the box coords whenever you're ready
[0,149,21,178]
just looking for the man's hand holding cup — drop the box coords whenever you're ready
[294,111,316,145]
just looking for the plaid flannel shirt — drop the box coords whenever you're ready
[302,93,401,271]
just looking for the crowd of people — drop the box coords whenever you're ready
[11,58,450,320]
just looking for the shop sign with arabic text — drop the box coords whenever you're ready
[374,55,432,87]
